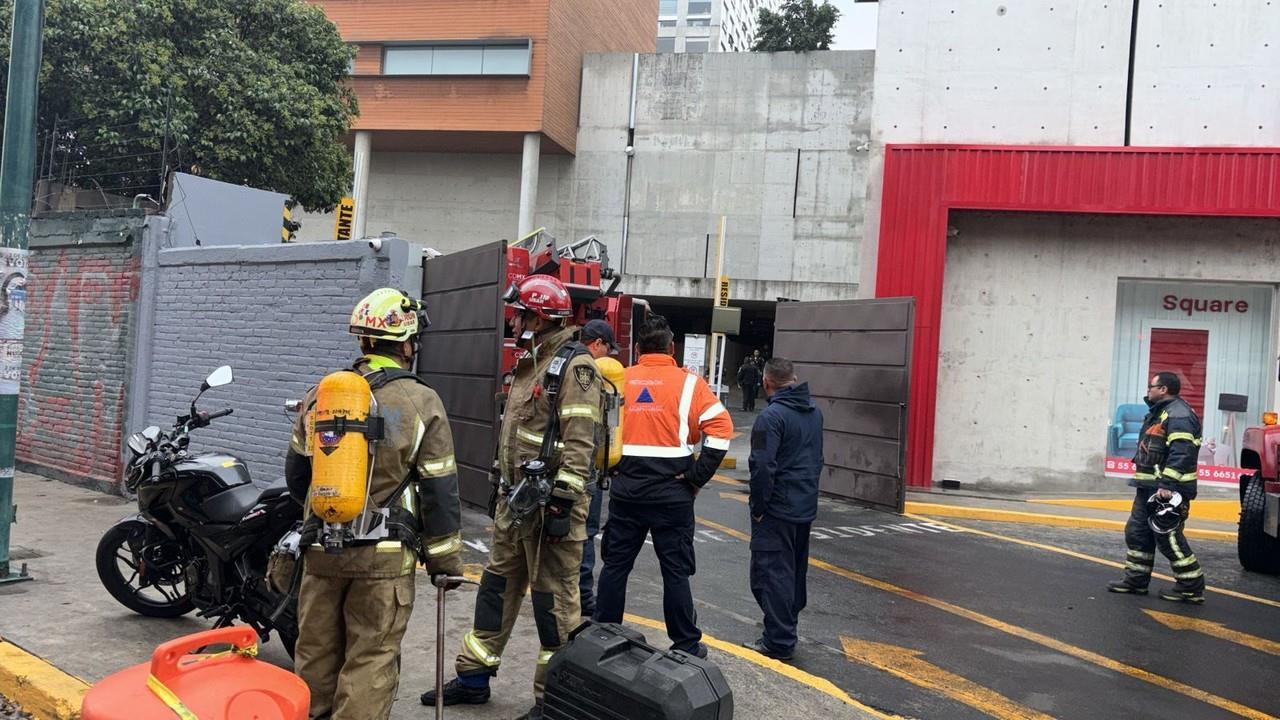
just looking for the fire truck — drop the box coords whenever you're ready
[501,228,648,375]
[1239,413,1280,573]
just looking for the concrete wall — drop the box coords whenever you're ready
[861,0,1280,295]
[18,211,145,489]
[574,50,874,303]
[935,211,1280,491]
[145,240,406,485]
[295,151,574,251]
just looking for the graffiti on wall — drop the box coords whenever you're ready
[17,248,139,484]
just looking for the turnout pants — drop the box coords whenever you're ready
[295,566,416,720]
[749,514,811,654]
[594,498,702,652]
[455,522,584,702]
[1122,486,1206,592]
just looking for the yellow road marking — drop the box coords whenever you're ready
[1036,498,1240,524]
[0,638,90,720]
[904,502,1235,543]
[710,474,741,487]
[731,430,745,439]
[903,513,1280,610]
[719,491,747,503]
[695,517,1275,719]
[1143,610,1280,657]
[623,614,901,719]
[840,637,1054,720]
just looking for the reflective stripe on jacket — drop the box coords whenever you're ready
[611,353,734,504]
[1131,395,1201,498]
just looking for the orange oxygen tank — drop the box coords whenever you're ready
[595,356,625,470]
[309,371,372,524]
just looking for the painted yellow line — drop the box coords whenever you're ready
[904,502,1235,543]
[841,637,1054,720]
[1037,498,1240,524]
[719,491,747,503]
[623,614,900,719]
[0,638,90,720]
[695,517,1274,719]
[710,474,742,487]
[902,513,1280,611]
[1143,610,1280,657]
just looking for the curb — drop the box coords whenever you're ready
[903,502,1237,543]
[0,637,90,720]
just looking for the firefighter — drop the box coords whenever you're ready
[422,274,602,720]
[1107,371,1207,603]
[286,288,463,720]
[594,314,733,658]
[578,318,621,617]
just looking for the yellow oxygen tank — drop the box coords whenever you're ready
[309,371,372,524]
[595,357,625,470]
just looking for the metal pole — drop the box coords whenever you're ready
[711,216,727,401]
[0,0,44,585]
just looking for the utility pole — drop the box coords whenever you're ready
[0,0,45,585]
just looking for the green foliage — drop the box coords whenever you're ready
[752,0,841,52]
[0,0,357,211]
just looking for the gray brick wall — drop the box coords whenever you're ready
[146,240,405,485]
[18,210,145,489]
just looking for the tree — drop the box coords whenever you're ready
[0,0,357,211]
[752,0,841,52]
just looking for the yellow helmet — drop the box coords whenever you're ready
[349,288,426,342]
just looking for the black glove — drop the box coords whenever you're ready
[430,573,462,591]
[544,496,574,541]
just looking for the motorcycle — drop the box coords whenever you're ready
[95,365,301,656]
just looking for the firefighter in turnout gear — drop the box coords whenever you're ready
[1107,371,1207,603]
[422,274,603,720]
[286,288,463,720]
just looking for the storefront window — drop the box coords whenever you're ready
[1105,279,1274,487]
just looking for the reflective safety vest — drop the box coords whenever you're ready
[611,353,733,503]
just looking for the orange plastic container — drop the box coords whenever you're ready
[81,626,309,720]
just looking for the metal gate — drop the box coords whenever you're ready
[772,298,914,512]
[417,241,507,507]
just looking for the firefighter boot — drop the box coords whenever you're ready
[1159,587,1205,604]
[1106,579,1149,595]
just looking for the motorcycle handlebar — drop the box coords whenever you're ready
[206,408,234,421]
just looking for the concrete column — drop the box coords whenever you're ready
[517,132,541,240]
[352,130,373,240]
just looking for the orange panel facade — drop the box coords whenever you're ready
[310,0,656,154]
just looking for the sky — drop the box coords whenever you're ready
[828,0,879,50]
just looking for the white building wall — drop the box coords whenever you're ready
[936,212,1280,492]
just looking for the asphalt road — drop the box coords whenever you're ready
[639,475,1280,719]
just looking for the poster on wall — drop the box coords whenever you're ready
[683,334,707,376]
[1105,281,1267,488]
[0,247,27,397]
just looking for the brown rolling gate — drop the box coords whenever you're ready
[417,241,507,507]
[772,298,913,512]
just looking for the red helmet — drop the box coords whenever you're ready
[503,274,573,319]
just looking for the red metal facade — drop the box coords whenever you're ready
[875,145,1280,488]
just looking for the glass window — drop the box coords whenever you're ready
[685,39,709,53]
[687,17,711,26]
[688,1,712,15]
[656,36,676,53]
[482,44,529,74]
[384,42,530,76]
[659,19,677,28]
[659,0,678,16]
[432,45,483,74]
[384,47,433,75]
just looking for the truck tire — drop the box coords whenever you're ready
[1238,473,1280,574]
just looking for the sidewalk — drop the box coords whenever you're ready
[0,472,879,720]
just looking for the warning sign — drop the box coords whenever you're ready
[717,275,730,307]
[333,197,356,241]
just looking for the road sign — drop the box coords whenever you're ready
[333,196,355,241]
[717,275,730,307]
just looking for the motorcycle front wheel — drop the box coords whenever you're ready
[95,520,195,618]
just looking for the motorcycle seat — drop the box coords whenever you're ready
[203,483,263,524]
[258,477,290,501]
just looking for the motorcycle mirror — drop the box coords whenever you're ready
[202,365,234,392]
[284,399,303,414]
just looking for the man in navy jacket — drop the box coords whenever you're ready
[742,357,824,661]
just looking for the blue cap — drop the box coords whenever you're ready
[582,319,619,354]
